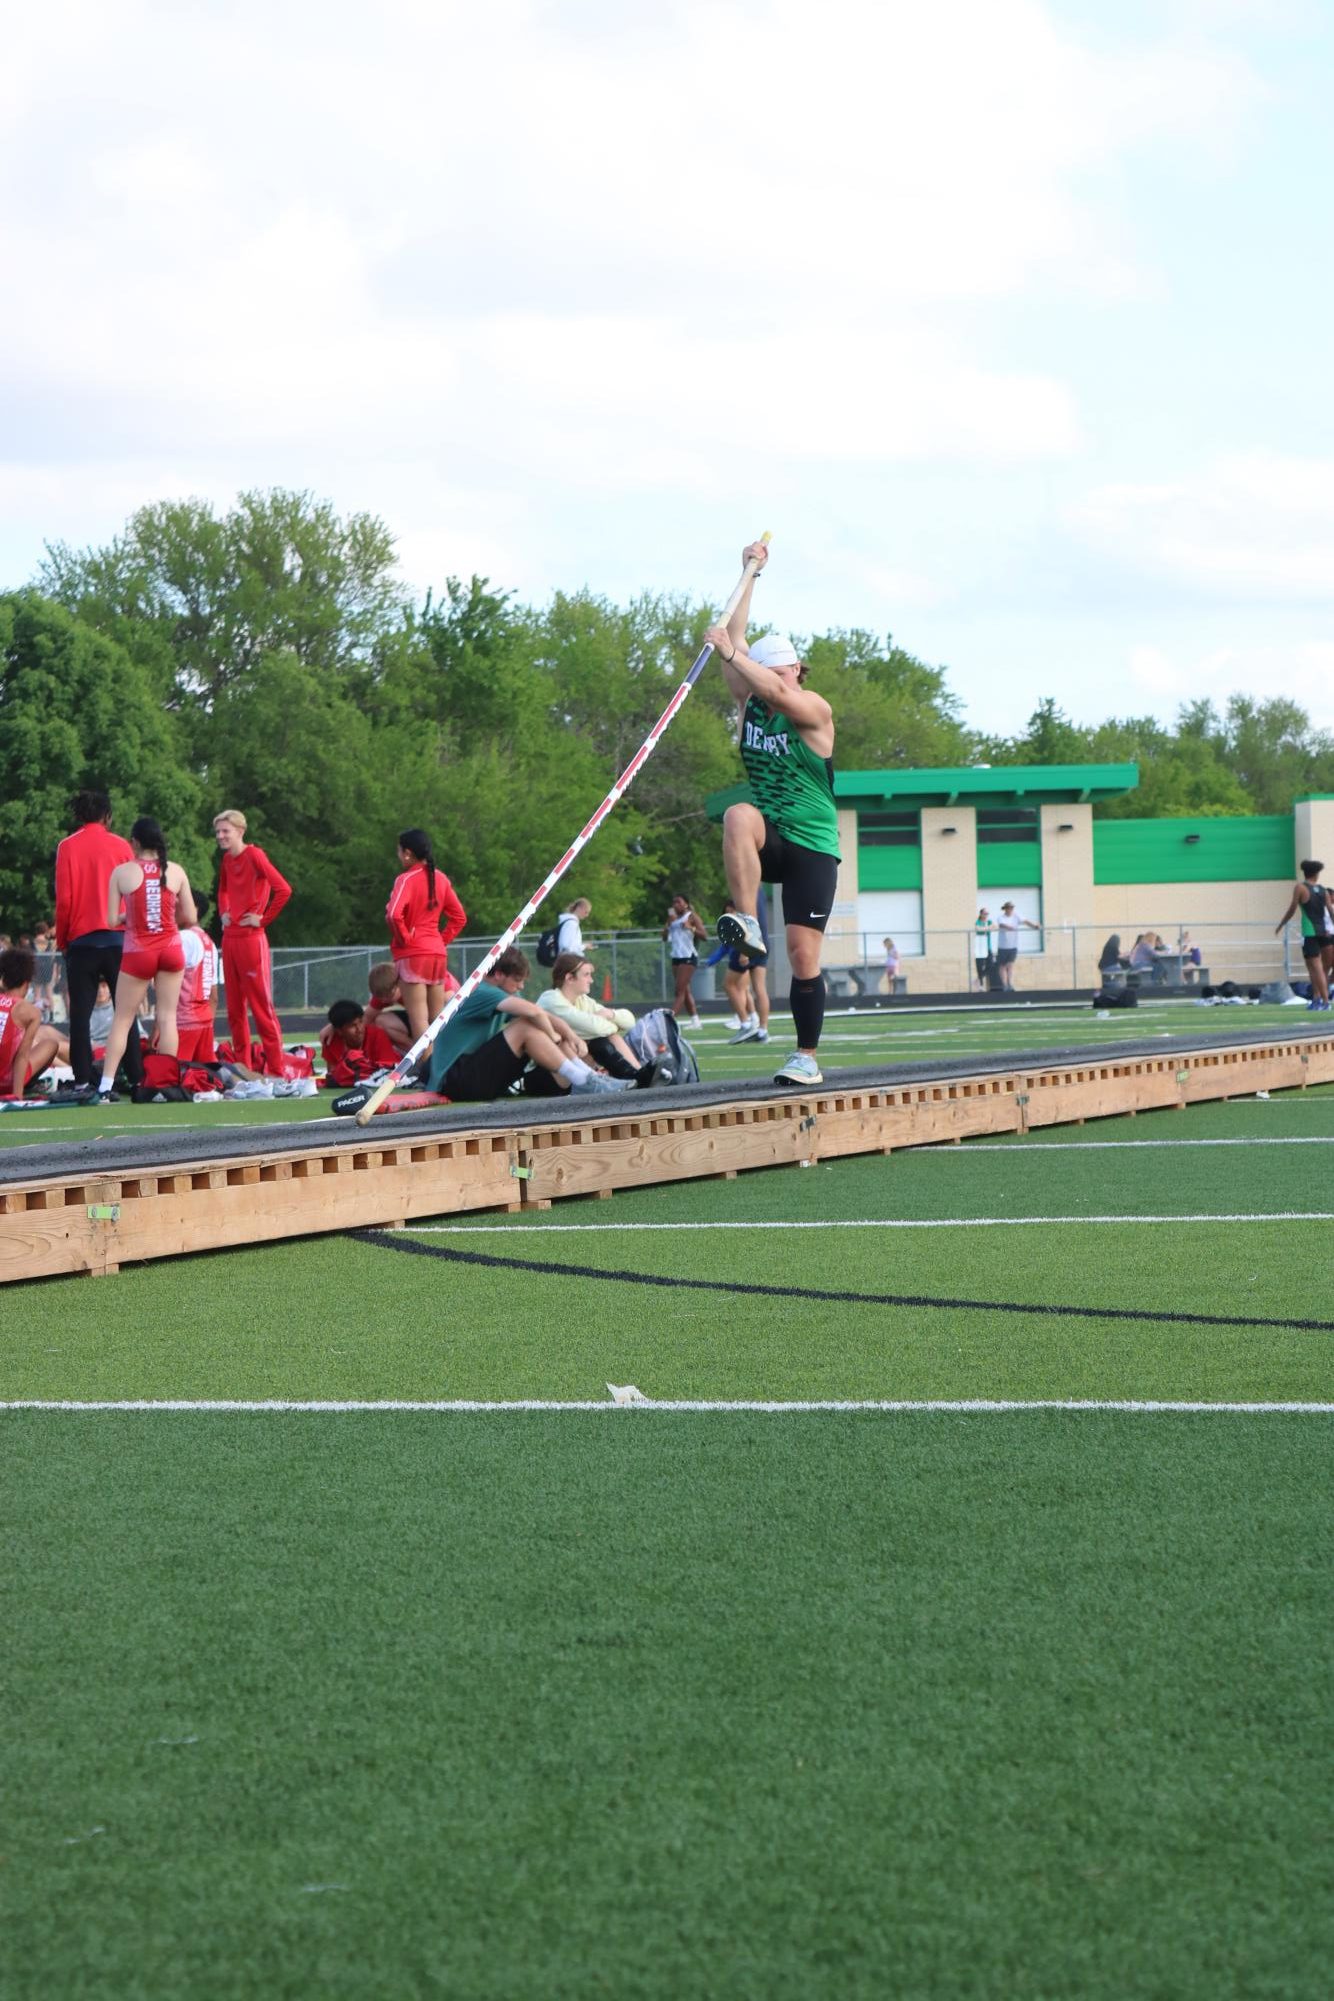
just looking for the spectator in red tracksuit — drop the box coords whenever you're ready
[213,809,291,1074]
[385,828,467,1043]
[54,789,144,1092]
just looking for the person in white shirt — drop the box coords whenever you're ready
[538,953,646,1080]
[555,898,590,959]
[995,902,1041,989]
[661,894,707,1027]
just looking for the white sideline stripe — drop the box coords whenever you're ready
[919,1137,1334,1151]
[394,1211,1334,1233]
[4,1399,1330,1414]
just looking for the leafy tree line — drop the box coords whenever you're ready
[3,489,1330,939]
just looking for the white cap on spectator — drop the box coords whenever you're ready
[748,633,800,669]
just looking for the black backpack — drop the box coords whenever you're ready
[535,925,561,968]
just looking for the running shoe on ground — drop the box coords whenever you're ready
[716,910,768,963]
[773,1051,823,1086]
[569,1070,636,1094]
[728,1019,763,1043]
[226,1077,275,1101]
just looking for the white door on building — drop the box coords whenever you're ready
[855,892,924,957]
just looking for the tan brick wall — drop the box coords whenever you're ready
[1039,803,1093,930]
[1293,800,1334,869]
[921,806,977,931]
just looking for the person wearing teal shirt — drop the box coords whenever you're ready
[427,946,633,1099]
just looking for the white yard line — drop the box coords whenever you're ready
[917,1136,1334,1152]
[4,1398,1330,1414]
[395,1211,1334,1232]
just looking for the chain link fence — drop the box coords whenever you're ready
[256,920,1303,1014]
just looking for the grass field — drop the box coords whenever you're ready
[4,1006,1332,1997]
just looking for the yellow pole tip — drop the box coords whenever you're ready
[760,530,772,543]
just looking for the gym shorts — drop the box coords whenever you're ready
[670,955,698,967]
[757,819,839,932]
[1301,935,1334,960]
[442,1030,529,1101]
[996,947,1018,966]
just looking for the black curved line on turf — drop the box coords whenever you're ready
[353,1230,1330,1335]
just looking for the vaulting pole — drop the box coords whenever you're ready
[348,535,770,1124]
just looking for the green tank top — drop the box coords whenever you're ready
[738,696,840,858]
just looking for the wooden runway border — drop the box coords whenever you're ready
[3,1034,1333,1282]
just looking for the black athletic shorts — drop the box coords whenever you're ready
[1301,934,1333,960]
[757,819,840,933]
[670,955,698,967]
[442,1029,527,1101]
[996,947,1018,965]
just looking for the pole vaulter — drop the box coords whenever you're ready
[342,535,770,1125]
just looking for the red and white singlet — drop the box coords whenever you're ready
[120,859,185,979]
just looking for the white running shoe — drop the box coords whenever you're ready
[569,1070,636,1094]
[272,1076,319,1099]
[226,1077,275,1101]
[723,1014,742,1031]
[716,910,768,962]
[728,1019,763,1044]
[773,1051,823,1086]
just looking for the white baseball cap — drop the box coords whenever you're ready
[748,632,800,669]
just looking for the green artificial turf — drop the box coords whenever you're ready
[5,1414,1330,2000]
[3,1103,1332,1405]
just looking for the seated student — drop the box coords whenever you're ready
[0,946,67,1096]
[174,889,220,1065]
[366,962,413,1057]
[1128,933,1169,986]
[537,952,646,1080]
[321,999,401,1088]
[88,976,116,1056]
[427,945,633,1101]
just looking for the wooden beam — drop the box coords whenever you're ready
[2,1033,1332,1283]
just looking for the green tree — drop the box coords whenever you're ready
[1200,696,1334,814]
[38,489,405,744]
[0,591,203,932]
[800,629,974,771]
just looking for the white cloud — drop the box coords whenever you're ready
[0,3,1260,472]
[1077,456,1334,600]
[1127,638,1334,723]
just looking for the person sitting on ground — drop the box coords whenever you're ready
[537,952,646,1080]
[0,947,66,1097]
[321,999,402,1088]
[88,976,115,1053]
[427,945,633,1101]
[173,889,220,1065]
[367,962,413,1056]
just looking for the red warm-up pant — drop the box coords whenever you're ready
[221,928,285,1072]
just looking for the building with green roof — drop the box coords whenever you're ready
[704,763,1322,993]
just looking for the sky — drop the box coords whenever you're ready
[2,0,1331,736]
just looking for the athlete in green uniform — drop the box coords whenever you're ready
[705,540,840,1086]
